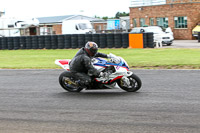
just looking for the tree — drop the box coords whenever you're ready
[94,12,129,20]
[102,16,108,20]
[115,12,129,19]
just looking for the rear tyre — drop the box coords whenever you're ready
[59,71,83,92]
[117,74,142,92]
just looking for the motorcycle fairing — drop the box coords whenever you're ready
[55,59,71,71]
[93,57,129,70]
[95,75,123,84]
[93,58,131,84]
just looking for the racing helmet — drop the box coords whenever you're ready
[85,41,98,57]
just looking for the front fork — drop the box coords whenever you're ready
[120,71,133,88]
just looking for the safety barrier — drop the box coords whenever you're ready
[129,33,154,48]
[0,32,154,50]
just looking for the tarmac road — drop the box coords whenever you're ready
[0,69,200,133]
[158,40,200,48]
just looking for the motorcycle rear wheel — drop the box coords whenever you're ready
[117,73,142,92]
[59,71,83,92]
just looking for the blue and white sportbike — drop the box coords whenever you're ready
[55,53,142,92]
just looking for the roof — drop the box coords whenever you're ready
[37,15,105,24]
[37,15,74,24]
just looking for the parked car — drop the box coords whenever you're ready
[192,24,200,39]
[130,26,174,46]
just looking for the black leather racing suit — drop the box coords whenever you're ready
[69,47,108,86]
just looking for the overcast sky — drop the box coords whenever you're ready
[0,0,130,18]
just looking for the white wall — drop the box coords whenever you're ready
[130,0,166,7]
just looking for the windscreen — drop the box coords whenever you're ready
[146,28,163,34]
[78,23,92,30]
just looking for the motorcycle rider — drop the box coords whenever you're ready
[69,41,114,88]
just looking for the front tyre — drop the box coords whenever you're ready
[117,74,142,92]
[59,71,83,92]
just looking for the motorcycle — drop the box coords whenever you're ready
[55,53,142,92]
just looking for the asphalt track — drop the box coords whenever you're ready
[0,69,200,133]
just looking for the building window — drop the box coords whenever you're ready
[174,16,187,28]
[8,24,14,28]
[103,24,107,30]
[150,18,154,26]
[140,18,145,27]
[47,27,53,34]
[133,18,137,27]
[96,25,101,31]
[40,26,53,35]
[156,17,168,28]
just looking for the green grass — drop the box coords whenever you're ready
[0,48,200,69]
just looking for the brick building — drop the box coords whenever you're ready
[129,0,200,39]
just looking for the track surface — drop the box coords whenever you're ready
[0,69,200,133]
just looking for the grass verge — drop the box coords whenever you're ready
[0,48,200,69]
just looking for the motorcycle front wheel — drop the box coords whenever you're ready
[59,71,83,92]
[117,73,142,92]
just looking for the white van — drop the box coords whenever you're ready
[62,20,95,34]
